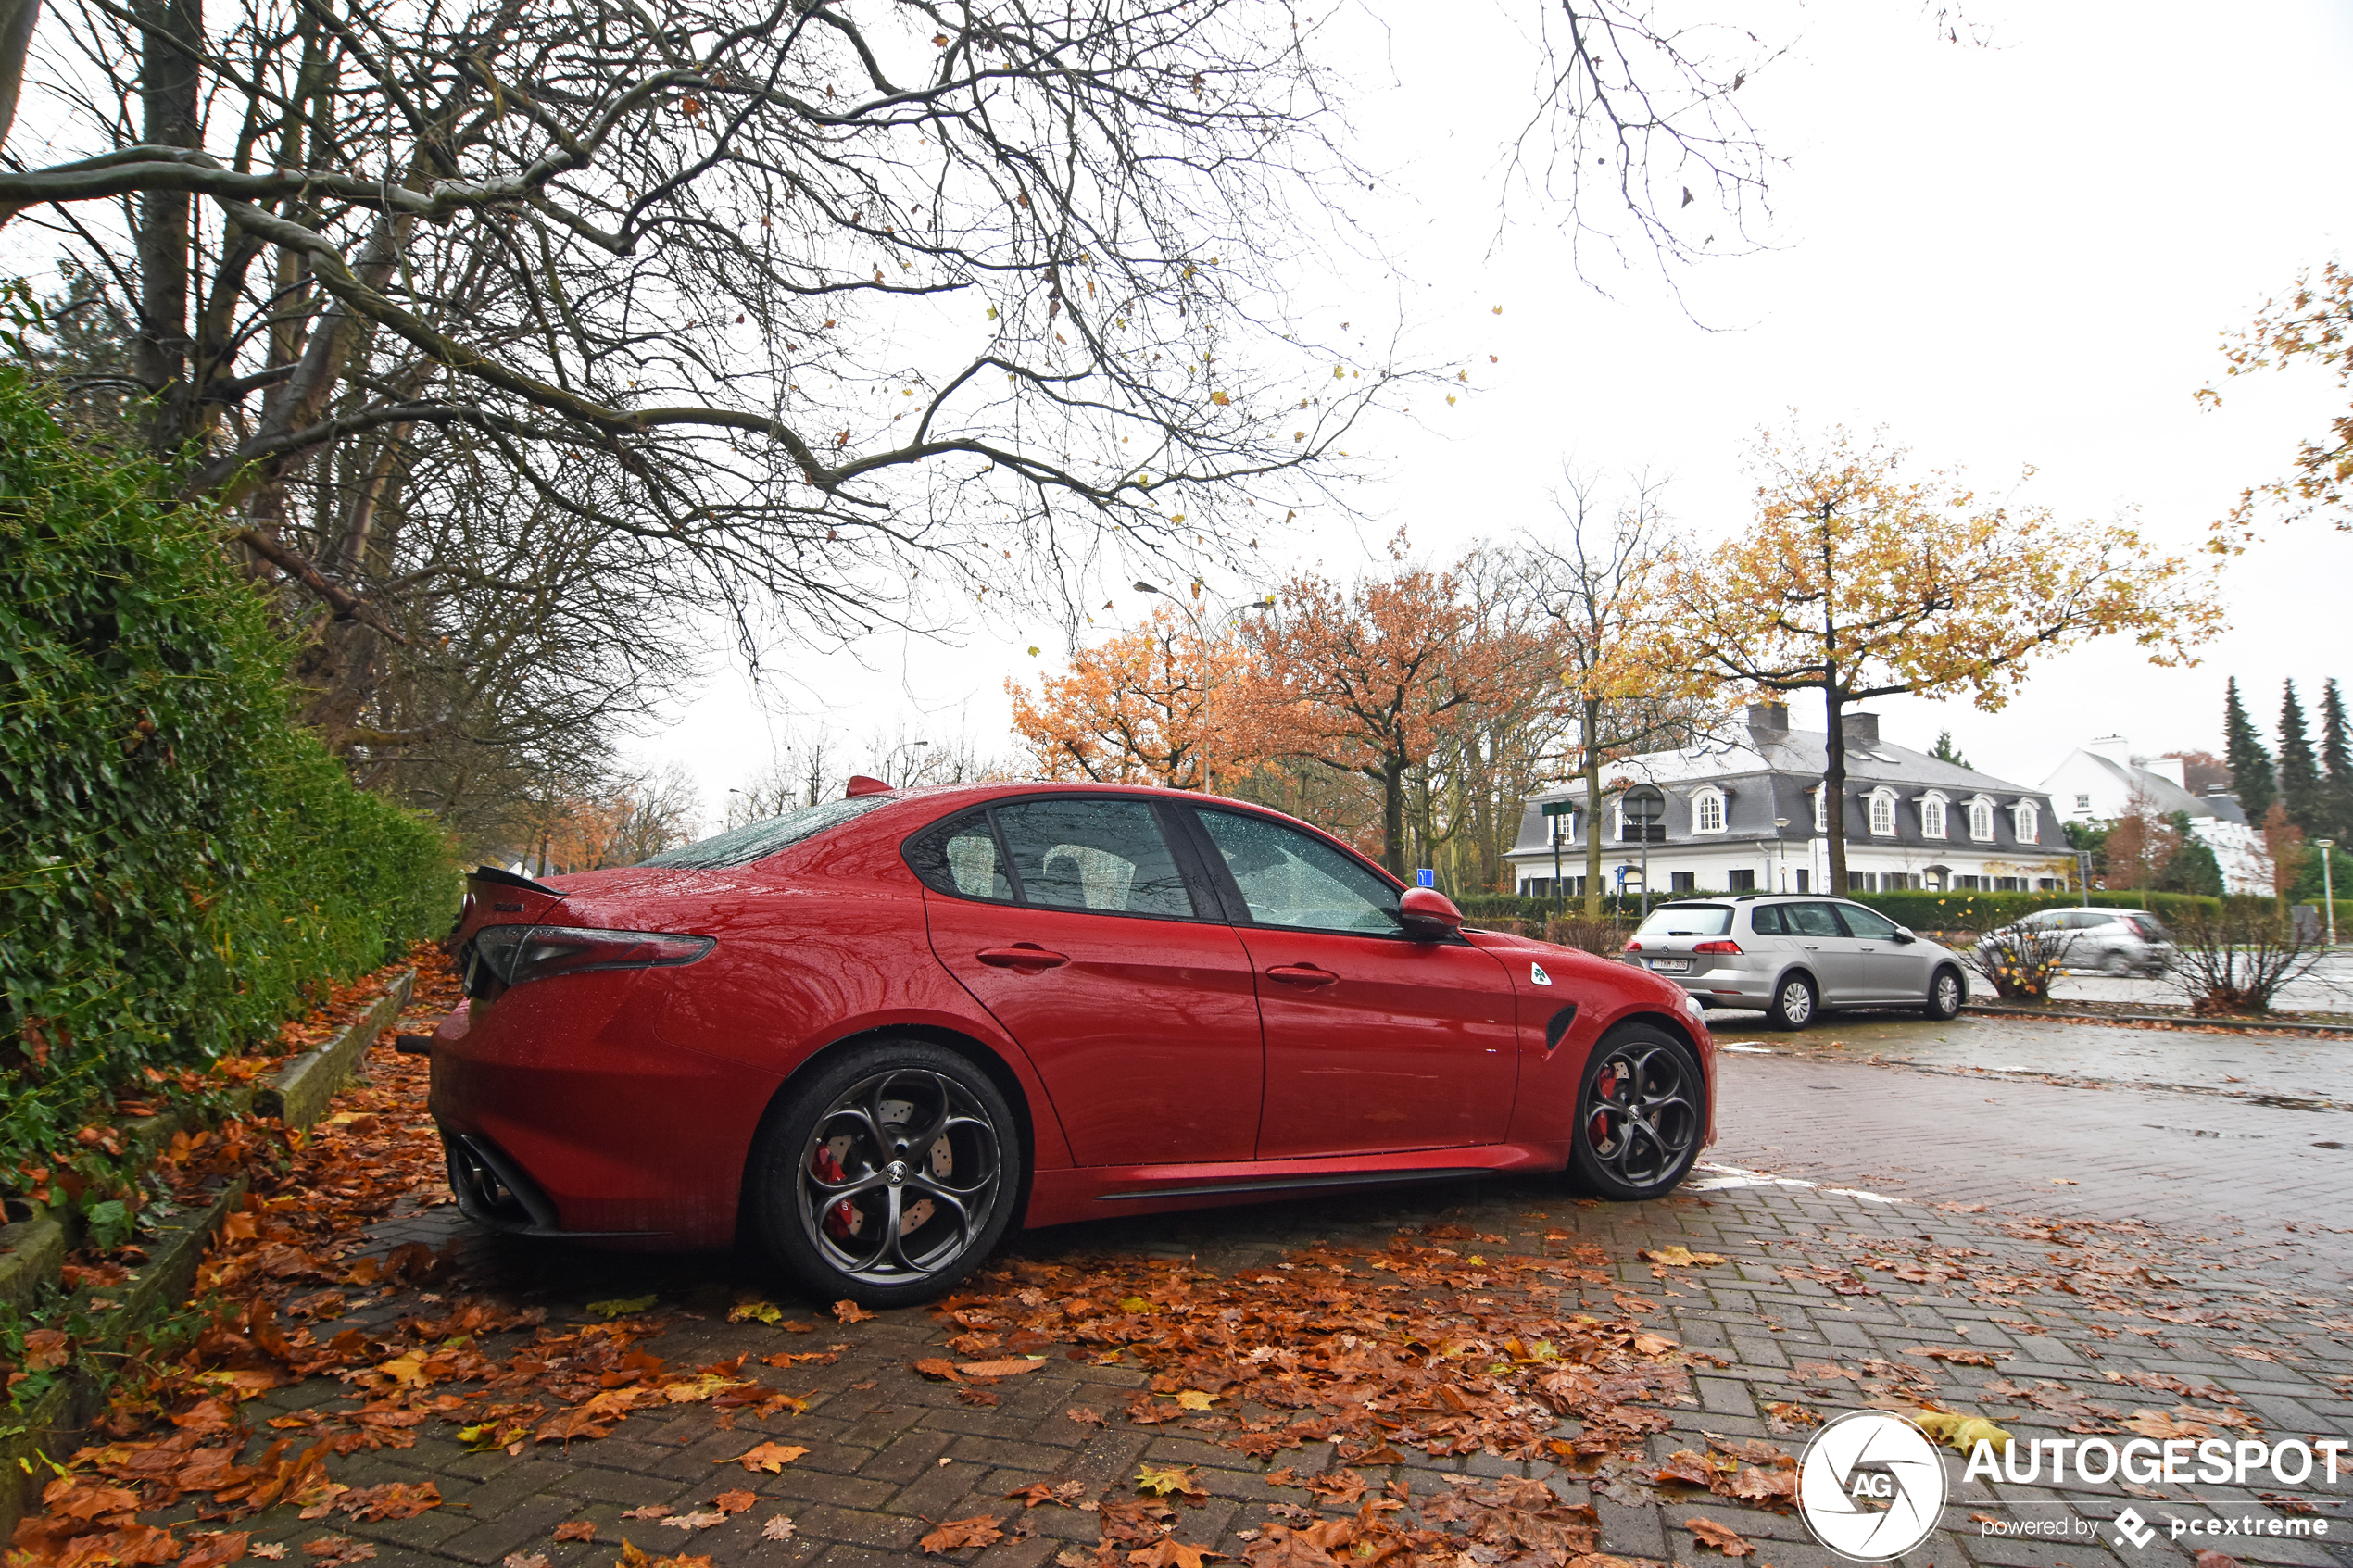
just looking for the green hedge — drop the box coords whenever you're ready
[0,367,457,1199]
[1461,888,2233,933]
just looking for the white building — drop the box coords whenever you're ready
[2036,735,2269,896]
[1506,705,2075,897]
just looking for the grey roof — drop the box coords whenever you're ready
[1510,725,2068,860]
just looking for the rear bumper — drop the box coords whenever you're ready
[1651,966,1776,1004]
[425,975,781,1248]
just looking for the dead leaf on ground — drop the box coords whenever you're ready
[1006,1482,1087,1508]
[957,1357,1046,1378]
[1065,1407,1106,1428]
[1685,1518,1754,1557]
[553,1523,598,1542]
[918,1516,1004,1554]
[1640,1247,1729,1267]
[728,1443,807,1473]
[711,1492,757,1516]
[833,1300,876,1323]
[761,1517,796,1542]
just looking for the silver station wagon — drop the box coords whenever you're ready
[1622,895,1969,1029]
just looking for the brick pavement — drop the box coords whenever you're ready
[135,1049,2353,1568]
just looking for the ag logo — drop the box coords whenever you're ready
[1796,1410,1950,1562]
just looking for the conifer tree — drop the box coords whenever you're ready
[2222,678,2276,818]
[2322,677,2353,842]
[2279,680,2325,834]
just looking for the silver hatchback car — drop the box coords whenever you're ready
[1985,906,2176,978]
[1622,895,1969,1030]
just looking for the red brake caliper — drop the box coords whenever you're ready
[1590,1064,1618,1145]
[812,1145,858,1239]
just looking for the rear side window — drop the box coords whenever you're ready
[993,799,1198,918]
[1749,905,1786,935]
[903,811,1013,901]
[1633,904,1732,937]
[1784,902,1844,937]
[638,795,892,870]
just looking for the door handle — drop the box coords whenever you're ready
[978,945,1068,972]
[1266,964,1338,987]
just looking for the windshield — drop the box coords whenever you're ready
[638,795,893,870]
[1633,904,1733,937]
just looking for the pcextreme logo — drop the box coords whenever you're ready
[1796,1410,1950,1562]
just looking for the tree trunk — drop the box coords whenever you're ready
[1822,688,1850,894]
[1381,760,1407,876]
[133,0,201,450]
[0,0,37,155]
[1582,696,1605,918]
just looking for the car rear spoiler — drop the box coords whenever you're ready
[472,864,563,897]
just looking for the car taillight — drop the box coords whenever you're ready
[1624,939,1642,952]
[463,925,713,998]
[1692,940,1743,955]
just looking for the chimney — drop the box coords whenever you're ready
[2087,734,2132,764]
[2144,756,2186,789]
[1745,701,1789,740]
[1840,711,1880,748]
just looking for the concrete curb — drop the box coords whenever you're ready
[1,968,415,1537]
[1960,999,2353,1036]
[256,970,414,1126]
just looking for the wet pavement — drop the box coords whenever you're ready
[149,1025,2353,1568]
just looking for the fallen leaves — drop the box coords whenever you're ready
[1640,1246,1729,1268]
[1007,1482,1088,1508]
[1908,1345,2000,1367]
[1684,1518,1754,1557]
[1907,1410,2014,1456]
[585,1295,658,1319]
[1136,1464,1208,1502]
[553,1524,598,1542]
[761,1517,797,1542]
[728,1443,808,1473]
[918,1516,1004,1554]
[833,1300,877,1324]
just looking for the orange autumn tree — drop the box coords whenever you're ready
[1651,424,2221,894]
[2202,259,2353,549]
[1239,554,1561,876]
[1007,607,1258,789]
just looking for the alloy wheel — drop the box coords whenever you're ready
[1581,1041,1701,1189]
[1777,977,1815,1027]
[798,1067,1001,1287]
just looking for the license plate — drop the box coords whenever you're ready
[1650,959,1691,973]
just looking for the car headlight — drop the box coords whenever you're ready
[1682,993,1706,1020]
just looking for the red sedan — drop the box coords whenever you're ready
[428,781,1716,1305]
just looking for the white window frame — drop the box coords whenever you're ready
[1692,786,1727,834]
[1868,787,1898,836]
[1919,791,1948,840]
[1812,787,1827,834]
[1968,795,1995,842]
[2014,800,2039,845]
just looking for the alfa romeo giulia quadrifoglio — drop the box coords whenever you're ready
[426,780,1717,1305]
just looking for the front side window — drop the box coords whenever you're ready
[1196,809,1402,934]
[1839,903,1899,940]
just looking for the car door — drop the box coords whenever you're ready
[1181,806,1520,1160]
[1783,900,1869,1002]
[1838,901,1927,1000]
[912,798,1265,1168]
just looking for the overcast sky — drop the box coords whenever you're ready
[632,0,2353,822]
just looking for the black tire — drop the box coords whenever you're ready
[1765,971,1818,1031]
[2102,947,2133,977]
[747,1039,1021,1309]
[1569,1026,1706,1201]
[1922,965,1965,1022]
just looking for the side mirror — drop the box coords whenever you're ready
[1400,887,1465,940]
[1893,926,1917,945]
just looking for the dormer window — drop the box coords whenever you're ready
[1692,786,1726,834]
[1920,791,1948,839]
[1968,797,1995,842]
[1813,787,1827,834]
[2014,800,2039,845]
[1868,787,1898,836]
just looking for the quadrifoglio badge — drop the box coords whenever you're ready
[1797,1409,2347,1557]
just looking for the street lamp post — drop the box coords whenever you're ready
[1131,581,1273,793]
[2320,839,2339,948]
[1772,817,1790,892]
[886,739,931,786]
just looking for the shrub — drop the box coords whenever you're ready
[2165,905,2326,1016]
[0,367,457,1201]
